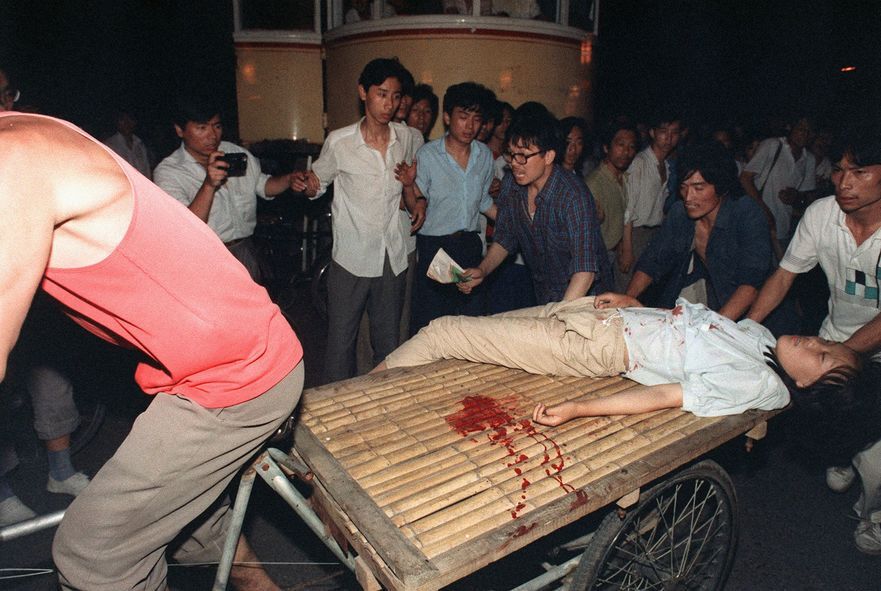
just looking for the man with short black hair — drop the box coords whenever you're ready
[628,142,773,319]
[105,110,152,179]
[740,115,816,255]
[618,112,682,286]
[154,97,298,284]
[459,103,609,303]
[293,58,423,383]
[399,82,497,333]
[747,127,881,555]
[586,119,638,289]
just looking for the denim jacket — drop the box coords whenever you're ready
[635,195,773,313]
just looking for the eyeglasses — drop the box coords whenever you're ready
[503,149,545,165]
[1,88,20,103]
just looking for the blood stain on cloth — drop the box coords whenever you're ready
[445,395,583,519]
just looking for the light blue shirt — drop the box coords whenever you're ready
[620,299,790,417]
[415,136,494,236]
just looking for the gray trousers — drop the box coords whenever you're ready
[227,236,269,286]
[324,256,406,383]
[53,362,304,591]
[29,365,80,441]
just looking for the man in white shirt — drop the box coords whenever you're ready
[153,97,298,284]
[293,58,424,383]
[747,127,881,555]
[618,112,681,289]
[740,116,816,255]
[104,110,152,180]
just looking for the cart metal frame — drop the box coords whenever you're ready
[213,361,781,591]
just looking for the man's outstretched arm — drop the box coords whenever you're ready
[844,313,881,355]
[747,267,798,323]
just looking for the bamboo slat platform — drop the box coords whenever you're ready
[292,359,781,591]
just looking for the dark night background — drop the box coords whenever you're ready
[1,0,880,155]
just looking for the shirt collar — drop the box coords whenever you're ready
[598,160,626,185]
[354,117,399,150]
[536,164,564,201]
[712,197,736,229]
[178,141,207,167]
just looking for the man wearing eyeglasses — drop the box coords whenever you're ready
[459,103,610,304]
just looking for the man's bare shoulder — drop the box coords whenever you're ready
[2,114,133,268]
[0,115,55,193]
[0,113,72,149]
[2,113,127,189]
[0,114,100,178]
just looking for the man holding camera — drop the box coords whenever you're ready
[154,97,298,284]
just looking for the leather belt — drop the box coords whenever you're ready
[224,237,246,248]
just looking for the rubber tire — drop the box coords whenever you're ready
[569,459,738,591]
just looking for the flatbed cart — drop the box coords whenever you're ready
[214,359,783,591]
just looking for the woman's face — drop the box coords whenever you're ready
[563,126,584,171]
[407,98,433,136]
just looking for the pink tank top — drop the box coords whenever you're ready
[15,113,303,408]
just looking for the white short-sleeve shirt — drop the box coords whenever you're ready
[624,147,669,228]
[744,137,816,239]
[782,196,881,343]
[154,141,271,243]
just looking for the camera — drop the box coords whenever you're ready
[218,153,248,177]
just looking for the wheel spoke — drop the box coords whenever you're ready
[575,462,737,591]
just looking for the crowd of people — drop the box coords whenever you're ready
[1,52,881,591]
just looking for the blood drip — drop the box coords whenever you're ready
[445,395,578,519]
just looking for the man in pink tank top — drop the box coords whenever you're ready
[0,112,304,590]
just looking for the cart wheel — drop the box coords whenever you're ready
[570,460,738,591]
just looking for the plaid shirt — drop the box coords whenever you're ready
[494,165,611,303]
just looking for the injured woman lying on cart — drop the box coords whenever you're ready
[376,296,863,423]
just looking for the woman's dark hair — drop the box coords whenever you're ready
[557,116,590,167]
[676,141,741,199]
[507,101,561,155]
[482,99,503,127]
[411,83,439,135]
[559,116,589,140]
[411,84,438,116]
[765,348,881,465]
